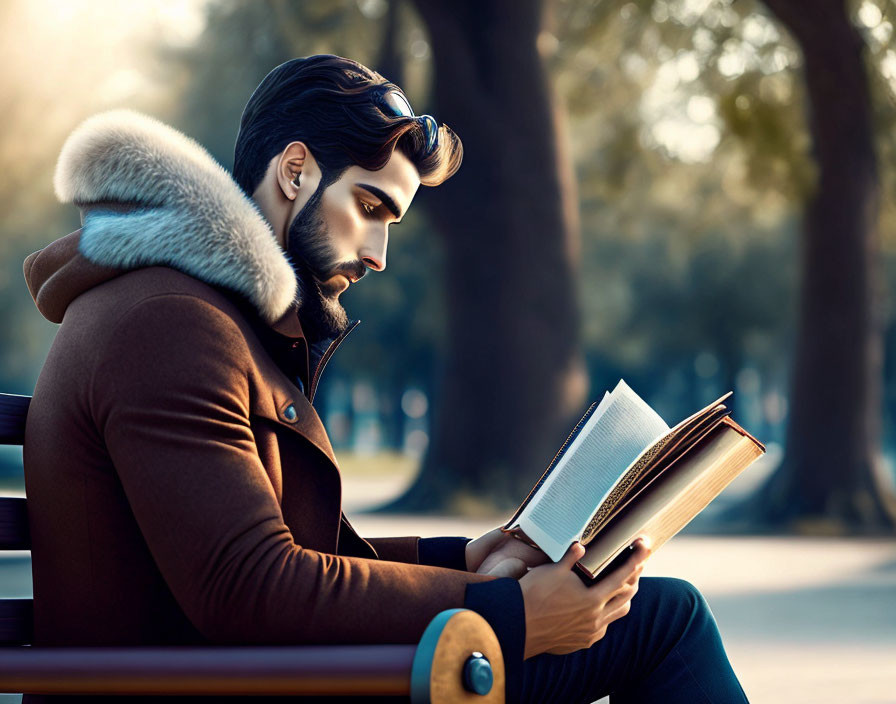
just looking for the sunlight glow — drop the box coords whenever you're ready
[740,13,780,47]
[8,0,208,104]
[857,1,883,28]
[640,49,721,164]
[22,0,207,48]
[881,50,896,95]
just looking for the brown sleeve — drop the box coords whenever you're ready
[92,294,497,645]
[366,537,420,564]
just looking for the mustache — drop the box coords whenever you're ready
[303,253,368,285]
[331,261,368,283]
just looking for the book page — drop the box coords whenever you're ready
[593,390,611,416]
[521,380,669,561]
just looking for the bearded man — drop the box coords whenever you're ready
[22,55,749,703]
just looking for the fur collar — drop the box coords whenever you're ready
[53,109,297,324]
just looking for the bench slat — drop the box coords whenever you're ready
[0,498,29,550]
[0,394,29,446]
[0,644,417,696]
[0,600,31,646]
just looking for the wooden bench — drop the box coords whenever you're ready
[0,393,504,702]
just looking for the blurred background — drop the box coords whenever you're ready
[4,0,895,530]
[0,1,895,700]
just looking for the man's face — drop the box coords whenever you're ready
[286,150,421,342]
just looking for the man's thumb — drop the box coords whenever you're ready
[558,541,586,569]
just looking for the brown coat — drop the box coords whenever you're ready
[21,110,524,699]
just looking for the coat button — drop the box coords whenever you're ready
[282,404,298,422]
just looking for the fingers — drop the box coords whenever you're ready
[603,537,651,582]
[477,551,510,574]
[630,536,652,565]
[465,528,506,571]
[605,597,633,626]
[514,542,551,566]
[605,577,639,611]
[478,554,526,577]
[497,537,550,566]
[558,541,586,570]
[481,556,528,579]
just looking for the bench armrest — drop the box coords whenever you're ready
[0,609,505,703]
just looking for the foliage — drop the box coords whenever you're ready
[1,0,896,462]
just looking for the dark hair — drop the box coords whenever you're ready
[233,55,462,196]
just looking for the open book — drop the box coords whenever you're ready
[502,380,765,582]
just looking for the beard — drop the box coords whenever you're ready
[286,184,366,343]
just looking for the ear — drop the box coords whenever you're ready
[275,141,321,200]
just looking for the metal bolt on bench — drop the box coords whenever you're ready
[0,393,505,702]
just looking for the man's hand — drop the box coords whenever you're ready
[519,537,651,659]
[465,527,550,578]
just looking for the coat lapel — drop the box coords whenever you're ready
[251,370,338,467]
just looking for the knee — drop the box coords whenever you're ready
[658,577,704,602]
[646,577,712,620]
[632,577,723,654]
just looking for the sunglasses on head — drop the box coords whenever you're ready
[373,88,439,156]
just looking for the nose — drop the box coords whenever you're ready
[359,227,388,272]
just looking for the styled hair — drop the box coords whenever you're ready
[233,55,462,196]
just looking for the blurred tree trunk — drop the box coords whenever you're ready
[383,0,586,511]
[376,0,404,88]
[748,0,896,531]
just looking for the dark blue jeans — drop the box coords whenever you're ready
[520,576,750,703]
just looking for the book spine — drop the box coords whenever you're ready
[721,415,766,452]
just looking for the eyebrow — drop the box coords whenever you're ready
[356,183,402,220]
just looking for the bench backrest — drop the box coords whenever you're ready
[0,393,36,645]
